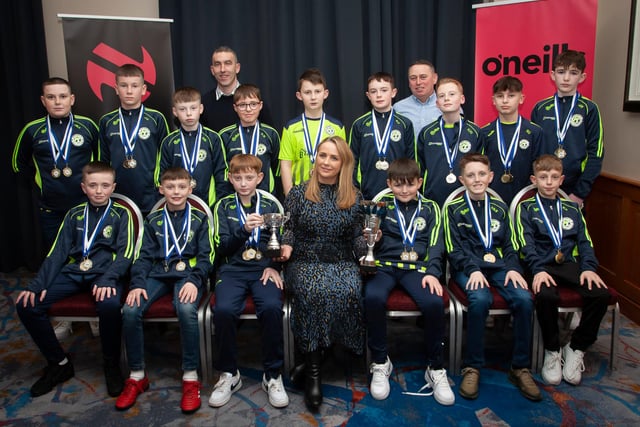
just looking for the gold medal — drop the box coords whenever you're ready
[408,250,419,262]
[400,251,410,261]
[51,168,61,178]
[554,250,564,264]
[243,248,256,261]
[190,178,197,189]
[79,258,93,271]
[483,253,496,263]
[175,260,187,271]
[501,173,514,184]
[554,147,566,159]
[445,173,457,184]
[128,158,137,168]
[62,166,73,177]
[123,159,131,168]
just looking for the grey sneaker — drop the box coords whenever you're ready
[541,350,562,385]
[208,371,242,407]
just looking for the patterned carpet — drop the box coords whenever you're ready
[1,271,639,426]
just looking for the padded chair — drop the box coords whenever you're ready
[203,189,293,383]
[362,188,457,370]
[48,193,144,325]
[510,184,620,371]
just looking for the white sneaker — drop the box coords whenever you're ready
[369,357,393,400]
[208,371,242,407]
[424,368,455,406]
[541,350,562,385]
[562,344,585,385]
[89,321,100,337]
[53,321,72,339]
[262,374,289,408]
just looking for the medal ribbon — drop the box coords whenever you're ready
[394,196,422,250]
[535,193,563,251]
[179,124,203,175]
[238,121,260,155]
[118,105,145,157]
[464,191,493,253]
[439,117,463,172]
[301,113,325,164]
[235,192,262,247]
[163,203,191,263]
[495,116,521,172]
[553,93,578,148]
[82,199,112,258]
[371,109,394,159]
[47,113,74,168]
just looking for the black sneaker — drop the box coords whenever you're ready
[104,362,124,397]
[31,360,74,397]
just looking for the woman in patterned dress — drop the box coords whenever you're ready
[279,136,365,410]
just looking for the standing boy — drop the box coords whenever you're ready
[99,64,169,215]
[481,76,543,205]
[209,154,288,409]
[279,68,346,196]
[16,161,134,398]
[443,153,540,402]
[349,72,415,200]
[530,50,604,206]
[156,86,228,207]
[364,158,454,406]
[219,84,281,195]
[13,77,99,249]
[515,154,609,386]
[116,168,214,414]
[416,78,482,206]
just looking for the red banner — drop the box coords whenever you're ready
[473,0,598,126]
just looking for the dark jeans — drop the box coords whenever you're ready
[365,268,445,368]
[39,207,67,251]
[534,262,609,352]
[16,272,123,363]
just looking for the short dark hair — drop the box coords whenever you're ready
[409,59,436,73]
[160,167,191,183]
[553,50,586,72]
[387,158,421,184]
[367,72,395,89]
[82,161,115,181]
[42,77,72,94]
[492,76,523,94]
[459,153,490,173]
[298,68,327,91]
[234,84,262,103]
[173,86,201,104]
[116,64,144,80]
[533,154,563,174]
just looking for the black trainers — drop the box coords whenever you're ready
[31,360,74,397]
[104,362,124,397]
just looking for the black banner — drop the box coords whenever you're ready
[62,16,175,123]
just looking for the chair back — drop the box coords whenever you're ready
[111,193,144,254]
[509,184,570,221]
[150,194,215,235]
[441,186,504,216]
[257,189,284,214]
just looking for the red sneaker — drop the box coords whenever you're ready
[115,377,149,411]
[181,380,201,414]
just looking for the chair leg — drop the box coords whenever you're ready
[198,293,210,383]
[610,303,620,371]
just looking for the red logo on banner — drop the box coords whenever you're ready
[86,43,156,102]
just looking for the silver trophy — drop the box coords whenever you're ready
[262,212,290,258]
[360,201,387,273]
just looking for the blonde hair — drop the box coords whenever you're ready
[305,136,357,209]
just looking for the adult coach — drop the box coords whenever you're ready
[201,46,273,131]
[394,60,440,135]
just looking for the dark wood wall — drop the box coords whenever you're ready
[586,173,640,325]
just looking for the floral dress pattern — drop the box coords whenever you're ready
[283,183,365,354]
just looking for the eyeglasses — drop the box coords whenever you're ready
[235,102,261,111]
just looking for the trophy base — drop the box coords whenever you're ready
[264,248,282,259]
[360,263,377,274]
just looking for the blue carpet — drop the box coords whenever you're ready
[1,271,639,426]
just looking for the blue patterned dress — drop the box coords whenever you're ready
[283,183,365,354]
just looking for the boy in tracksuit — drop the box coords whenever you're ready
[156,86,228,207]
[208,154,288,409]
[530,50,604,206]
[364,158,453,406]
[116,167,214,414]
[515,154,609,387]
[16,161,133,398]
[349,72,415,200]
[99,63,169,215]
[443,153,540,402]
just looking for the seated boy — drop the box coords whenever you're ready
[157,86,228,207]
[481,76,542,205]
[208,154,288,409]
[116,167,214,414]
[515,154,609,386]
[219,84,281,196]
[443,153,540,401]
[364,158,454,405]
[349,72,415,200]
[16,161,134,398]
